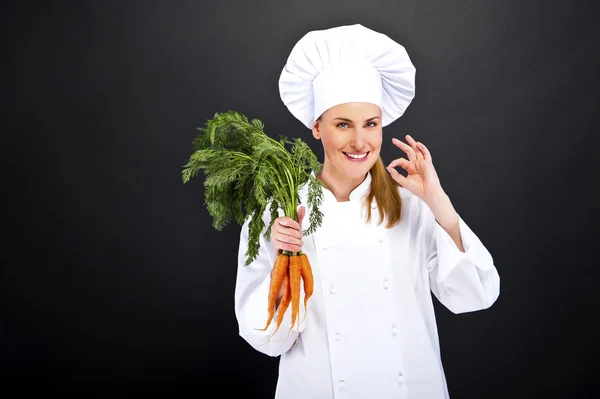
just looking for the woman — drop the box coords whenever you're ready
[234,24,500,398]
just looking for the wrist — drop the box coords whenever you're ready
[424,189,449,210]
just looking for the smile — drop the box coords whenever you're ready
[343,151,370,161]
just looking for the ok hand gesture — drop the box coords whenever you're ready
[386,134,444,203]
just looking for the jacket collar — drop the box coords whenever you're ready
[313,171,372,204]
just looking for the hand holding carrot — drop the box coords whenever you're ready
[271,205,306,254]
[259,205,314,346]
[270,205,305,299]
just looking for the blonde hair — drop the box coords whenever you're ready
[364,156,403,228]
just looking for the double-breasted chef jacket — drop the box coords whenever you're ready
[234,171,500,398]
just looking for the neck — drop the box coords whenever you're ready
[317,162,367,202]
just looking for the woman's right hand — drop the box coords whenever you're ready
[271,205,306,254]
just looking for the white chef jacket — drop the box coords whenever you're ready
[234,172,500,399]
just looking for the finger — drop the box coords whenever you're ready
[278,217,300,232]
[297,205,306,227]
[274,236,303,253]
[416,141,431,160]
[388,157,410,170]
[405,135,423,160]
[274,232,304,247]
[276,225,303,240]
[386,165,409,187]
[391,137,416,162]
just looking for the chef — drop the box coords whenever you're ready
[234,23,500,399]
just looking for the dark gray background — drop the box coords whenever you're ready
[2,0,599,397]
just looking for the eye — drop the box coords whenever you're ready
[336,122,378,128]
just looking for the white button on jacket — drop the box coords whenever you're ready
[234,172,500,398]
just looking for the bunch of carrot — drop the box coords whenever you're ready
[181,110,324,347]
[258,251,314,343]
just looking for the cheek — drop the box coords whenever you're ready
[321,134,341,152]
[370,133,383,150]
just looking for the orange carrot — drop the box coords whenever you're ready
[256,251,316,349]
[268,269,292,339]
[288,253,314,350]
[256,252,289,331]
[299,252,314,323]
[288,254,303,334]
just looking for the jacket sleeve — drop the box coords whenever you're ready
[233,208,307,357]
[420,199,500,314]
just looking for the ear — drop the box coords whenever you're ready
[312,120,321,140]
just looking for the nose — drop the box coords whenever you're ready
[350,129,367,150]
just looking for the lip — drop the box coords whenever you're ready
[343,151,370,162]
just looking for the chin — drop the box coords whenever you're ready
[340,161,376,179]
[345,171,369,180]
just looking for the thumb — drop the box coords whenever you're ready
[297,205,306,229]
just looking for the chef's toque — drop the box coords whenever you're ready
[278,23,416,129]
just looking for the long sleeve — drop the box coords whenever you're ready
[234,209,307,357]
[421,200,500,314]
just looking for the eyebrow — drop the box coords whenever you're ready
[332,116,381,122]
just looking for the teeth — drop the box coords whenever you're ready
[346,152,367,159]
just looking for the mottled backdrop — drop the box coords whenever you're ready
[2,0,598,397]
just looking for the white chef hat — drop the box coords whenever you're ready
[278,23,416,129]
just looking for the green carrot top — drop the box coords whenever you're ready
[182,110,325,266]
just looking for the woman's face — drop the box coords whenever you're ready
[312,102,383,180]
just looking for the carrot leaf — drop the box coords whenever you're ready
[182,110,324,265]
